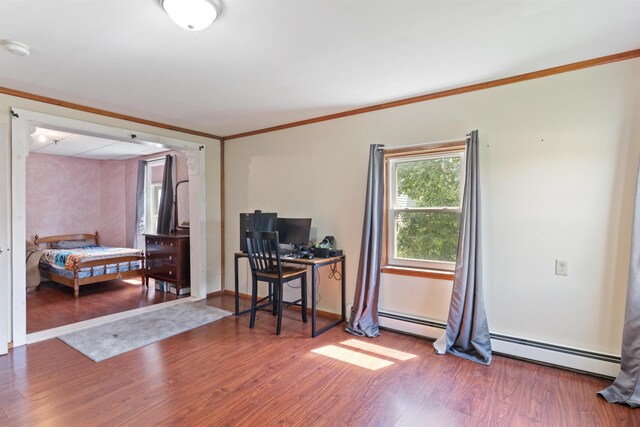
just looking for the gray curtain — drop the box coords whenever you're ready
[346,144,385,337]
[433,130,492,365]
[156,154,174,234]
[133,161,146,250]
[598,158,640,407]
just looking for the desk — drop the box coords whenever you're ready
[234,252,346,337]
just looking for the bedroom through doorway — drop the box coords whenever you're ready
[25,129,190,333]
[10,108,211,347]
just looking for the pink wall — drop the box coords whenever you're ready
[27,151,189,247]
[99,161,127,246]
[26,153,126,246]
[26,153,104,243]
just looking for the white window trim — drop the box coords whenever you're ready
[386,150,466,271]
[145,158,166,234]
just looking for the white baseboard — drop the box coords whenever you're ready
[377,309,620,378]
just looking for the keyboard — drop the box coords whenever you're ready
[280,250,311,260]
[280,251,299,259]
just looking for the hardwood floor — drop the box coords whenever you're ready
[2,294,637,426]
[27,279,178,333]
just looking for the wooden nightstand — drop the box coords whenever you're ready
[144,234,190,295]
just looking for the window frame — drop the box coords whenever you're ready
[145,159,166,234]
[383,143,466,276]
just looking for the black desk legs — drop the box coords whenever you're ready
[311,258,346,338]
[236,254,346,337]
[234,254,252,316]
[341,259,346,322]
[234,254,239,315]
[311,264,318,337]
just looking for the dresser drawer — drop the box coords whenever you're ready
[144,233,190,293]
[147,265,178,281]
[146,258,177,271]
[146,251,178,262]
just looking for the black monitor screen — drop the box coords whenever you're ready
[276,218,312,246]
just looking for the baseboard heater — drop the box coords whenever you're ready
[377,309,621,378]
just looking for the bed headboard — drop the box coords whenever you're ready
[34,231,100,247]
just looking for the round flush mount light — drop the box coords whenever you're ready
[2,40,30,56]
[161,0,223,31]
[30,131,50,145]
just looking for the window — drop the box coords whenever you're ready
[146,160,165,234]
[385,146,465,272]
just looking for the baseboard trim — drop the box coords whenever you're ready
[377,309,621,378]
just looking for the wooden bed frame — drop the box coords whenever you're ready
[34,231,146,298]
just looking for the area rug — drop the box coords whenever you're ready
[59,302,232,362]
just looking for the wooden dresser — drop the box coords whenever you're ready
[144,234,190,295]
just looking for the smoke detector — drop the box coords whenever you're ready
[2,40,30,56]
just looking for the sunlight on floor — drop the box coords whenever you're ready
[123,279,143,285]
[311,345,395,370]
[340,339,417,361]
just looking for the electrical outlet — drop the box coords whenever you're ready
[555,260,568,276]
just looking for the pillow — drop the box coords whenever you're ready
[51,239,97,249]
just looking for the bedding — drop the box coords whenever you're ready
[40,245,142,271]
[50,239,97,249]
[39,259,143,280]
[35,232,146,298]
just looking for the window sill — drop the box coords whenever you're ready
[381,266,454,281]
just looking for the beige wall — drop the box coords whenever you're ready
[225,58,640,356]
[0,94,222,294]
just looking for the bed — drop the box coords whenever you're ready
[34,231,146,298]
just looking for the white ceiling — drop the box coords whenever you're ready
[29,127,169,160]
[1,1,639,137]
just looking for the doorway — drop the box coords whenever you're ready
[10,108,210,347]
[0,124,9,355]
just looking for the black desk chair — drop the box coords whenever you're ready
[245,231,308,335]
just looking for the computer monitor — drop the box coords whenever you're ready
[239,211,277,252]
[276,218,312,247]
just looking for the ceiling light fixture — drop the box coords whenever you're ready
[2,40,30,56]
[31,132,50,144]
[161,0,223,31]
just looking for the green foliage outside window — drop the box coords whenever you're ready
[394,156,462,263]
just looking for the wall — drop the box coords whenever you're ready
[26,153,127,247]
[0,94,222,295]
[225,58,640,357]
[25,150,190,248]
[99,160,127,246]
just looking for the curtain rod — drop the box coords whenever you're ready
[378,135,469,151]
[141,156,168,164]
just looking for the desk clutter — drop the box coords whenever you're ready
[239,210,342,258]
[155,280,191,296]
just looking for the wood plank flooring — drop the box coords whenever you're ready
[27,279,178,333]
[2,294,637,426]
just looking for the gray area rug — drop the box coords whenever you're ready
[59,302,232,362]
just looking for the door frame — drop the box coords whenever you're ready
[0,124,9,355]
[9,108,209,347]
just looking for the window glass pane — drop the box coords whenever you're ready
[395,211,461,263]
[395,156,461,208]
